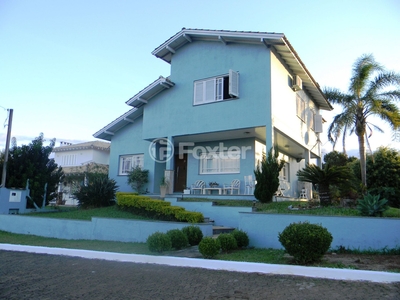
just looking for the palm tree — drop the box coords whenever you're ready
[297,164,353,206]
[324,54,400,187]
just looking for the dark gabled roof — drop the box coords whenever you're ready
[152,28,332,111]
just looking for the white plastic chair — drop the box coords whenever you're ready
[299,187,307,199]
[223,179,240,195]
[191,180,205,194]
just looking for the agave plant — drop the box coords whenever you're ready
[357,193,389,217]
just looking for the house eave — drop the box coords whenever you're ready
[93,107,143,141]
[53,141,110,152]
[125,76,175,108]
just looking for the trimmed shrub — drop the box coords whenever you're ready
[357,193,389,217]
[166,229,188,250]
[231,229,249,248]
[198,237,220,259]
[216,233,237,253]
[116,193,204,223]
[181,226,203,246]
[146,232,172,253]
[278,222,333,264]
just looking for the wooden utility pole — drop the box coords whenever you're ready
[1,109,13,187]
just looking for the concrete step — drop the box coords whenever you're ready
[212,226,235,235]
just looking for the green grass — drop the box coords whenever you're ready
[26,205,152,221]
[181,198,400,218]
[2,230,397,272]
[0,230,151,254]
[216,248,286,264]
[383,207,400,218]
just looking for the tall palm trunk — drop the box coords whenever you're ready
[357,133,367,188]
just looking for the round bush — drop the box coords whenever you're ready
[166,229,188,250]
[216,233,237,253]
[278,222,333,264]
[231,229,249,248]
[198,237,220,259]
[146,232,172,253]
[181,225,203,246]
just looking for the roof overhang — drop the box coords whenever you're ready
[125,76,174,108]
[93,107,143,141]
[152,28,332,111]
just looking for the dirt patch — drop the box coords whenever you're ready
[164,246,400,273]
[319,253,400,272]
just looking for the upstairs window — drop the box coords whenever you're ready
[62,154,77,166]
[194,70,239,105]
[119,154,144,175]
[309,109,316,131]
[296,95,305,122]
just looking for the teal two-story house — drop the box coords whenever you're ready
[94,28,332,197]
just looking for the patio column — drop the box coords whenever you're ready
[304,149,311,165]
[165,136,174,194]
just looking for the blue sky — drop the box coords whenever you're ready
[1,0,399,156]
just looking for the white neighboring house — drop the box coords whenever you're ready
[52,141,110,205]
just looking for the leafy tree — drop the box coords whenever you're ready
[297,164,354,206]
[0,133,63,208]
[366,147,400,208]
[127,166,149,193]
[324,54,400,187]
[323,150,356,167]
[254,147,285,203]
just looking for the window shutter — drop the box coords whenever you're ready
[216,77,223,100]
[204,78,215,102]
[314,114,323,133]
[229,69,239,98]
[194,81,204,105]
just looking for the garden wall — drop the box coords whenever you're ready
[166,197,252,228]
[0,215,213,243]
[239,213,400,250]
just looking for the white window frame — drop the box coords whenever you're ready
[296,95,306,122]
[309,109,316,131]
[199,152,240,174]
[194,70,239,105]
[119,154,144,175]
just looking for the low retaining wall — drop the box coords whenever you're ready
[167,197,252,228]
[0,215,213,243]
[239,213,400,250]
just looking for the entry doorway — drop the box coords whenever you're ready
[174,154,187,192]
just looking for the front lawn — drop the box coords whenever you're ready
[26,205,152,221]
[180,198,400,218]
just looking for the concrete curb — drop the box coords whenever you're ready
[1,244,399,283]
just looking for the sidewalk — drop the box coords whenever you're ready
[1,243,399,283]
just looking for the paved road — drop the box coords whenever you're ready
[1,250,399,299]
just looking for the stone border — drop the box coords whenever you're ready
[1,244,399,283]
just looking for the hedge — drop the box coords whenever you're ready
[116,193,204,223]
